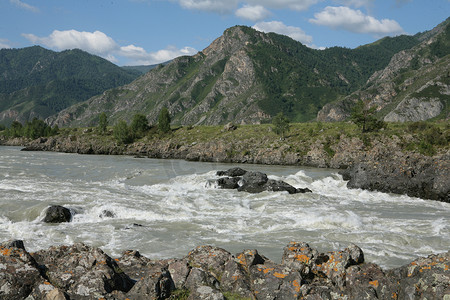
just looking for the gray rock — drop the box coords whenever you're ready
[43,205,72,223]
[30,243,134,298]
[216,167,247,177]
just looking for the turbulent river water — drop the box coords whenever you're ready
[0,146,449,269]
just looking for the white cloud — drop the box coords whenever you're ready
[178,0,238,13]
[247,0,320,11]
[119,44,197,65]
[174,0,319,13]
[22,30,117,56]
[235,5,271,21]
[309,6,404,35]
[22,29,197,65]
[253,21,313,45]
[10,0,39,13]
[0,39,12,49]
[333,0,374,8]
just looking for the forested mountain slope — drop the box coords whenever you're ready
[0,46,140,125]
[48,25,420,127]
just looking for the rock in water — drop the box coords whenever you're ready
[215,167,313,194]
[216,167,247,177]
[43,205,72,223]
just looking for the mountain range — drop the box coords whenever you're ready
[1,18,449,127]
[0,46,140,125]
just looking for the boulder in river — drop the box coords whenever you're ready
[42,205,72,223]
[215,168,312,194]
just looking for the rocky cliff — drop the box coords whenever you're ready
[1,240,449,299]
[318,18,450,123]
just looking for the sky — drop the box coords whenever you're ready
[1,0,449,66]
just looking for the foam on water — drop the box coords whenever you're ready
[0,146,449,268]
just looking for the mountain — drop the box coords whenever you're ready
[318,18,450,122]
[49,26,422,127]
[0,46,140,125]
[121,61,171,75]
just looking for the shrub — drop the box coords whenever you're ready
[130,114,149,138]
[113,120,133,144]
[158,107,171,133]
[98,112,108,134]
[272,112,290,138]
[351,100,385,133]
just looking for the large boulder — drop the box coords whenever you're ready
[0,240,67,300]
[42,205,72,223]
[30,243,134,298]
[215,168,313,194]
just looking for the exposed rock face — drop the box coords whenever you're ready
[214,168,312,194]
[42,205,72,223]
[340,151,450,202]
[318,19,450,123]
[1,240,449,299]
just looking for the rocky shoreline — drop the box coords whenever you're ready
[1,240,449,300]
[1,131,448,202]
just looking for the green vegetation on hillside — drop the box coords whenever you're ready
[1,118,59,139]
[0,46,140,125]
[243,27,419,122]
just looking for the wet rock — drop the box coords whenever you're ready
[341,152,450,202]
[216,167,247,177]
[30,243,134,298]
[42,205,72,223]
[99,210,116,218]
[216,177,240,189]
[216,168,313,194]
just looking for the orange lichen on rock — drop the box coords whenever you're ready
[292,279,301,292]
[369,280,379,288]
[273,272,287,279]
[295,254,310,263]
[0,247,12,256]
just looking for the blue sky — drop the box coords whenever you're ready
[1,0,449,66]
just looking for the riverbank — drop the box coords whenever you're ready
[1,239,448,299]
[1,121,449,201]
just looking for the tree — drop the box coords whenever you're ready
[9,121,23,137]
[158,107,171,133]
[98,112,108,134]
[351,100,385,133]
[130,114,149,138]
[113,120,133,144]
[272,112,290,138]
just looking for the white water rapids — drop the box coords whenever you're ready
[0,146,449,269]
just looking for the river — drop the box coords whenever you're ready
[0,146,448,269]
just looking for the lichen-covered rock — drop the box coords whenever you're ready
[42,205,72,223]
[0,240,43,300]
[31,243,134,299]
[1,240,449,299]
[186,245,233,281]
[126,268,174,299]
[187,285,225,300]
[392,251,450,300]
